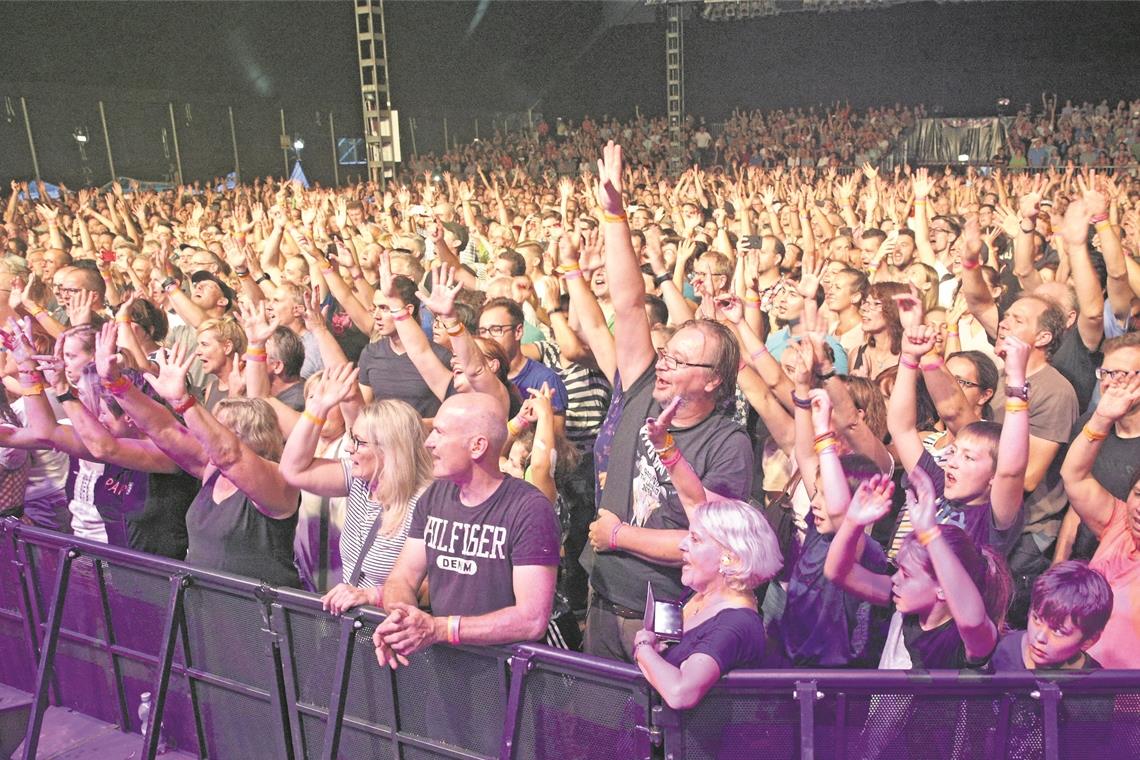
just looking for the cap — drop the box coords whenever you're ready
[190,271,236,311]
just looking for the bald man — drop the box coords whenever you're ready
[374,393,560,666]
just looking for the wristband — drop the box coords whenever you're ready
[814,430,837,444]
[750,346,769,362]
[507,416,531,437]
[556,264,580,275]
[234,267,250,278]
[914,198,928,205]
[447,615,461,646]
[920,358,945,372]
[817,444,838,457]
[101,375,132,398]
[654,433,676,454]
[172,395,196,416]
[390,310,410,322]
[245,352,267,363]
[445,321,465,337]
[813,436,839,454]
[245,345,267,356]
[743,298,762,310]
[899,355,919,370]
[659,447,682,468]
[561,269,583,281]
[791,392,812,410]
[320,267,334,276]
[254,274,272,285]
[19,384,44,397]
[302,411,326,427]
[1081,425,1108,442]
[946,329,959,338]
[1019,223,1035,234]
[1004,399,1029,414]
[26,305,44,317]
[56,388,78,404]
[115,315,132,324]
[917,526,942,546]
[653,271,672,287]
[609,522,625,551]
[961,258,980,270]
[602,211,627,224]
[1089,213,1109,225]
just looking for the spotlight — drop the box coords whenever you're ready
[957,154,970,163]
[73,128,89,144]
[293,138,305,151]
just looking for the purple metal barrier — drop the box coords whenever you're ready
[6,518,1140,760]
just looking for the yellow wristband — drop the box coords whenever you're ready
[917,526,942,546]
[302,411,326,427]
[1004,399,1029,414]
[1081,425,1109,442]
[602,211,627,223]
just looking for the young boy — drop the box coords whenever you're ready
[990,560,1112,671]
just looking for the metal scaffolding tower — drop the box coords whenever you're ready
[355,0,399,182]
[665,3,685,173]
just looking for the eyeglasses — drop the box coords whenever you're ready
[656,347,714,371]
[373,304,408,315]
[689,270,728,283]
[477,324,518,337]
[346,433,370,453]
[953,376,981,390]
[860,300,884,312]
[931,226,952,234]
[1095,368,1139,382]
[57,286,83,297]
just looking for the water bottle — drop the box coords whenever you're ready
[138,692,167,754]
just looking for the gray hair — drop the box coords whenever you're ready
[693,499,782,592]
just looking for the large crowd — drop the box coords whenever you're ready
[2,98,1140,715]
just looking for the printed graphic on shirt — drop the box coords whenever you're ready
[423,516,508,575]
[631,424,672,526]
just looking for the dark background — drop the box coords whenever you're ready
[2,1,1139,186]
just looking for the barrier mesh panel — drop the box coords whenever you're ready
[514,665,646,760]
[681,689,799,759]
[834,692,1002,760]
[342,624,394,735]
[25,543,60,621]
[285,607,339,712]
[0,538,22,614]
[392,644,505,756]
[100,562,171,659]
[51,635,118,724]
[57,556,106,641]
[182,585,271,690]
[195,680,279,759]
[117,656,200,756]
[0,533,34,691]
[1069,692,1140,758]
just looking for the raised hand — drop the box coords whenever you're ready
[807,388,833,436]
[1060,197,1091,247]
[415,264,461,321]
[902,324,938,360]
[307,362,360,416]
[95,322,124,380]
[912,167,933,199]
[1000,335,1031,386]
[145,342,194,404]
[645,396,682,451]
[238,300,279,346]
[595,141,625,214]
[845,473,895,528]
[1093,371,1140,423]
[906,465,938,532]
[893,287,925,331]
[713,294,743,325]
[302,285,327,333]
[66,289,98,327]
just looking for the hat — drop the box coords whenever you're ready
[191,271,236,311]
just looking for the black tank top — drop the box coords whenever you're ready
[184,469,301,587]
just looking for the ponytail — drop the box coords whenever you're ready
[900,526,1012,628]
[979,545,1013,632]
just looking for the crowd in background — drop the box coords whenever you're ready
[2,96,1140,713]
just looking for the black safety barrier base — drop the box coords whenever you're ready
[4,518,1140,760]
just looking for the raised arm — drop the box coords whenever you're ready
[279,362,358,497]
[910,169,938,268]
[959,216,999,337]
[823,474,894,604]
[888,325,939,473]
[989,337,1030,530]
[1064,187,1106,351]
[559,231,616,384]
[598,142,656,383]
[1060,374,1140,538]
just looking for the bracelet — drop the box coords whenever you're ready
[946,330,959,338]
[1005,399,1029,414]
[1081,424,1109,442]
[234,268,250,278]
[813,436,839,454]
[633,640,652,658]
[917,526,942,546]
[813,430,837,443]
[555,264,580,274]
[1089,212,1109,225]
[602,211,627,224]
[56,388,78,404]
[172,395,196,416]
[961,258,980,270]
[246,345,267,356]
[817,444,838,457]
[653,271,672,287]
[445,321,465,337]
[659,447,682,468]
[899,355,919,370]
[561,269,583,281]
[609,522,625,551]
[101,375,132,397]
[26,305,44,317]
[447,615,461,646]
[750,346,769,362]
[743,298,762,310]
[914,198,928,205]
[1019,223,1035,234]
[507,416,531,437]
[115,315,132,325]
[19,384,44,397]
[654,433,675,454]
[254,274,272,285]
[245,352,267,363]
[320,267,334,276]
[920,358,945,372]
[302,411,326,427]
[791,392,812,410]
[390,310,410,322]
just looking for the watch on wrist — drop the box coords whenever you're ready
[56,388,78,404]
[816,368,837,382]
[1005,381,1030,401]
[653,271,672,287]
[160,276,181,294]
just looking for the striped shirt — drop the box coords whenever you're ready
[338,458,421,589]
[535,341,612,451]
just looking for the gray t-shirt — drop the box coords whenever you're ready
[357,337,451,418]
[584,364,754,611]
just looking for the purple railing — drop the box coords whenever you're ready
[3,517,1139,760]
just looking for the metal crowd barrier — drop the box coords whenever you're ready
[3,517,1140,760]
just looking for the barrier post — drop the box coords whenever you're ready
[794,679,820,760]
[141,573,191,760]
[92,559,130,733]
[319,616,362,760]
[21,547,77,760]
[1037,681,1062,760]
[499,649,533,759]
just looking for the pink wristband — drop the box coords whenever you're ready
[899,355,919,370]
[609,522,624,551]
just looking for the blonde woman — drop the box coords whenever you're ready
[280,363,433,613]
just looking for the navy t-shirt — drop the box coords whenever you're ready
[911,450,1021,557]
[510,358,569,412]
[781,521,890,667]
[663,607,766,674]
[409,476,561,617]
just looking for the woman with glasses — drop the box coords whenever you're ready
[851,281,907,380]
[281,365,432,613]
